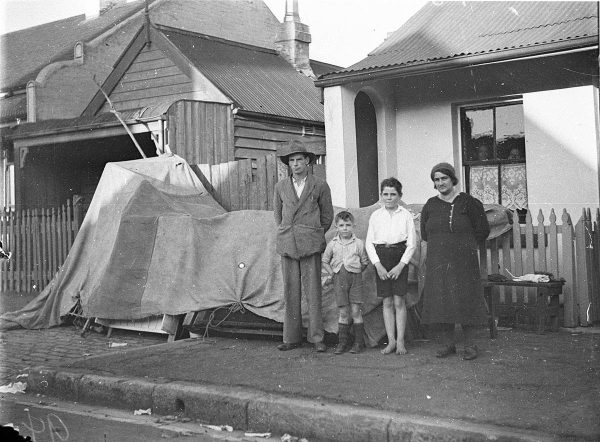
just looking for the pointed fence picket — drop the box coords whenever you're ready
[1,165,598,329]
[0,200,81,293]
[480,207,597,328]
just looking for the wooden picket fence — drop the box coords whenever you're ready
[481,208,600,327]
[0,199,81,293]
[0,171,598,328]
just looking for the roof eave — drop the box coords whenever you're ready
[234,109,324,126]
[8,115,163,141]
[314,37,599,88]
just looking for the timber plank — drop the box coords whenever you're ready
[536,211,547,271]
[524,210,535,303]
[548,210,559,278]
[124,57,174,74]
[109,82,195,103]
[574,212,590,326]
[266,154,277,210]
[255,157,268,210]
[114,74,190,93]
[238,160,251,211]
[229,161,240,211]
[512,211,524,303]
[120,65,183,84]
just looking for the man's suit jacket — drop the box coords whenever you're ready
[274,174,334,259]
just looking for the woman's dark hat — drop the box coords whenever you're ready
[277,140,316,165]
[430,162,457,183]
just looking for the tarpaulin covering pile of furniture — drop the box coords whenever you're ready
[1,154,511,347]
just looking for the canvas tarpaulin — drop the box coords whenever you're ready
[1,155,511,347]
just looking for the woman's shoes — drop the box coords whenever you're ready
[463,345,479,360]
[436,344,456,358]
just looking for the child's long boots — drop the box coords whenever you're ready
[350,322,365,354]
[334,323,350,354]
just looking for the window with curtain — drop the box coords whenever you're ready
[460,101,528,221]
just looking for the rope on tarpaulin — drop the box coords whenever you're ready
[202,301,246,339]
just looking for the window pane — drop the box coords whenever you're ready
[464,108,493,161]
[496,104,525,160]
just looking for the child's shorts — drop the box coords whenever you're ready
[333,267,364,307]
[374,242,409,298]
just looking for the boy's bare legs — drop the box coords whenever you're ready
[350,303,362,324]
[394,295,407,354]
[381,296,396,354]
[338,305,351,325]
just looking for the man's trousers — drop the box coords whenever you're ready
[281,253,324,344]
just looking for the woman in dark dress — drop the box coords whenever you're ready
[420,163,490,360]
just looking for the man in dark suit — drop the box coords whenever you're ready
[274,140,334,352]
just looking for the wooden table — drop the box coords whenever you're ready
[482,279,565,338]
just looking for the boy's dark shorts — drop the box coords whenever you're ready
[333,267,364,307]
[375,242,409,298]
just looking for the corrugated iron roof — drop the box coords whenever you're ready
[321,1,598,79]
[0,1,145,91]
[0,95,26,123]
[8,104,170,139]
[0,0,283,92]
[160,27,324,122]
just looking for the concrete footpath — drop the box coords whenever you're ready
[16,326,600,442]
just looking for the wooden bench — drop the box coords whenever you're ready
[482,279,565,338]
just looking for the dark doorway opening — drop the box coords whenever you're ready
[20,133,156,211]
[354,92,378,207]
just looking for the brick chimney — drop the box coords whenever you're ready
[275,0,315,78]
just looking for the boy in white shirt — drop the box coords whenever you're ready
[366,178,417,355]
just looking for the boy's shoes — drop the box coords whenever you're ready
[314,342,327,352]
[277,342,302,351]
[349,342,364,354]
[334,323,351,354]
[349,322,365,354]
[463,345,478,360]
[334,343,348,354]
[436,344,456,358]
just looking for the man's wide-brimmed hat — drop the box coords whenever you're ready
[277,140,317,165]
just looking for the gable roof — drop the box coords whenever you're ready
[158,26,324,122]
[0,0,282,93]
[151,0,280,50]
[0,1,145,91]
[317,1,598,84]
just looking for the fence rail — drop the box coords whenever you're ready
[1,163,598,329]
[481,207,599,328]
[0,200,81,293]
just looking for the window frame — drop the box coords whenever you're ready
[459,99,526,205]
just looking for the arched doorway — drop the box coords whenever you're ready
[354,92,379,207]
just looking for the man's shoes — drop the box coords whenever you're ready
[314,342,327,352]
[463,345,479,360]
[277,342,302,351]
[436,344,456,358]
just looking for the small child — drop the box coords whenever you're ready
[322,211,370,354]
[366,178,417,355]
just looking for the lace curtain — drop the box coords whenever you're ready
[469,164,527,210]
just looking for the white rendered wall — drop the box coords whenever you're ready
[323,85,359,208]
[395,101,456,205]
[523,86,600,218]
